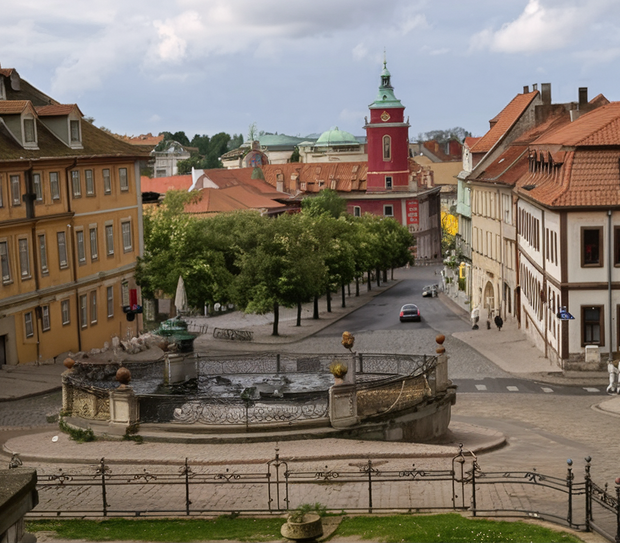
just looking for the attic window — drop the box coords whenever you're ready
[70,120,81,143]
[24,119,35,143]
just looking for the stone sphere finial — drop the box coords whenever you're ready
[116,366,132,387]
[341,331,355,351]
[436,334,446,354]
[63,357,75,370]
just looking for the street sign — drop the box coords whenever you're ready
[556,307,574,320]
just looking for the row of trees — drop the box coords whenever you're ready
[136,190,415,335]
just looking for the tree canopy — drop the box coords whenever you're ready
[137,190,415,335]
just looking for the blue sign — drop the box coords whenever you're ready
[556,308,574,320]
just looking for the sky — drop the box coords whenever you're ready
[3,0,620,143]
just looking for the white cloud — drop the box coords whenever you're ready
[470,0,612,53]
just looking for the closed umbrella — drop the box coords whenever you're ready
[174,276,188,315]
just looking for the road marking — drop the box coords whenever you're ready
[583,387,600,393]
[506,386,519,392]
[541,387,554,393]
[475,384,487,391]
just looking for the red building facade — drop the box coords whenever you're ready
[364,60,410,192]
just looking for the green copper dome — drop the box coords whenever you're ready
[315,127,359,147]
[369,59,404,110]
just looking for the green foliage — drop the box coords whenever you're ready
[58,418,96,443]
[290,146,300,162]
[301,188,347,219]
[26,513,582,542]
[458,276,466,291]
[415,127,471,144]
[288,502,327,523]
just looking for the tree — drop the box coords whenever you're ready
[136,191,233,311]
[290,146,300,163]
[301,189,347,219]
[415,127,471,144]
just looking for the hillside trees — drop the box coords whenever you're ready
[137,192,415,335]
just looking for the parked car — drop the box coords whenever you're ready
[400,304,421,322]
[422,284,438,298]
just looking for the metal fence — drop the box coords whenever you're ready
[22,448,620,541]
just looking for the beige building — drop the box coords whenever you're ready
[0,64,148,365]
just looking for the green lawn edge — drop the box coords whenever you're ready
[26,513,586,543]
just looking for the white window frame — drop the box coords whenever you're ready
[119,168,129,191]
[107,286,114,317]
[61,299,70,325]
[80,294,88,329]
[89,227,98,261]
[71,170,81,198]
[385,176,392,189]
[70,119,81,143]
[23,116,37,147]
[353,206,361,217]
[383,205,394,217]
[103,169,111,194]
[50,172,60,200]
[76,229,86,265]
[85,169,95,196]
[0,240,11,284]
[382,135,391,161]
[10,175,20,206]
[57,231,68,269]
[90,291,97,324]
[121,220,133,252]
[41,305,51,332]
[33,173,43,202]
[121,281,129,306]
[38,234,48,275]
[18,238,30,279]
[105,223,114,256]
[24,311,34,338]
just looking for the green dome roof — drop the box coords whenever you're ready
[315,127,359,147]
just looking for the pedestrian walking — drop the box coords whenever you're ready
[494,314,503,331]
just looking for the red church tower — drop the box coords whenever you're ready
[365,59,410,192]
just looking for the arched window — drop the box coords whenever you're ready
[382,135,391,160]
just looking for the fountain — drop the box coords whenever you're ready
[61,334,456,443]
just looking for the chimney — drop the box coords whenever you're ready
[533,84,538,91]
[541,83,551,105]
[523,85,530,94]
[579,87,588,107]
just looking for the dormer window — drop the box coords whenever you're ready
[70,120,80,143]
[22,115,38,149]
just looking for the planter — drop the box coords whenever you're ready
[281,513,323,541]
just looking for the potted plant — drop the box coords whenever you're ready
[329,361,348,385]
[281,503,325,541]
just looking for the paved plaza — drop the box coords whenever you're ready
[1,267,617,541]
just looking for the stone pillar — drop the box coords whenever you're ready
[164,353,197,385]
[109,387,139,426]
[0,468,38,543]
[329,384,358,428]
[61,357,76,415]
[435,334,449,392]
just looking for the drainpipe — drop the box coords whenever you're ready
[65,160,81,353]
[608,210,613,362]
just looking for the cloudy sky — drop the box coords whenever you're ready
[3,0,620,142]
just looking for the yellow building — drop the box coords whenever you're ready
[0,65,148,365]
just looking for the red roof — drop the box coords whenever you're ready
[0,100,30,114]
[534,102,620,147]
[35,104,82,116]
[470,91,539,154]
[141,175,192,193]
[121,133,164,146]
[184,186,285,215]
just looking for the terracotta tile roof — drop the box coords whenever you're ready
[0,68,15,77]
[141,175,192,194]
[35,104,82,116]
[470,145,528,186]
[516,150,620,207]
[0,100,30,114]
[464,136,481,149]
[534,101,620,147]
[184,185,285,215]
[470,91,539,154]
[120,133,165,147]
[261,162,368,193]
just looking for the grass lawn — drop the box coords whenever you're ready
[26,513,585,542]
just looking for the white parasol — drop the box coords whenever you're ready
[174,275,188,315]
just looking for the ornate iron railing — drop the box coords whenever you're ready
[22,449,620,540]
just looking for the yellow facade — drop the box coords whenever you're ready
[0,70,147,365]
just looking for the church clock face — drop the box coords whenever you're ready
[381,111,390,122]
